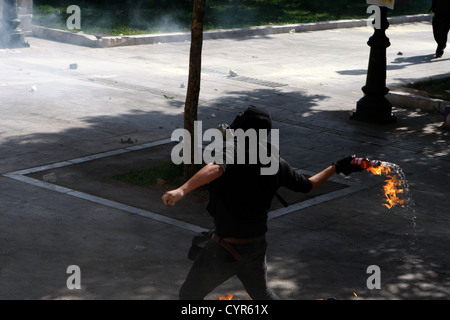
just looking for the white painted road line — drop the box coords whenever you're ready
[3,137,366,233]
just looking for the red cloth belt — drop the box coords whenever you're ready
[214,234,266,244]
[212,233,266,261]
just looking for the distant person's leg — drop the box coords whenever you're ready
[433,13,448,58]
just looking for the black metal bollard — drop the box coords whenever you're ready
[1,0,30,48]
[351,6,395,124]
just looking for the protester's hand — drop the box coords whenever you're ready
[333,155,363,176]
[162,188,184,206]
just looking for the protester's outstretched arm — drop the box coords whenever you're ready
[309,165,336,191]
[309,155,363,191]
[162,163,223,206]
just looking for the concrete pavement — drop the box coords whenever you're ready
[0,20,449,300]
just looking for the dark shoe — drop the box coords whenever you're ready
[436,45,446,58]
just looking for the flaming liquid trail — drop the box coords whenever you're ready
[366,162,406,209]
[211,294,239,300]
[366,161,417,248]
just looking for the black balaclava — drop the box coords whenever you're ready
[229,105,272,132]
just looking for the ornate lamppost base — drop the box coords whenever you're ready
[351,88,397,124]
[7,23,30,48]
[351,100,397,124]
[1,0,30,49]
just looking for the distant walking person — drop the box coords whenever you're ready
[431,0,450,58]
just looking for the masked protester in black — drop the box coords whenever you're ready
[162,106,363,300]
[431,0,450,58]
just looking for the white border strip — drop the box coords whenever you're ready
[3,138,366,233]
[268,168,367,220]
[6,138,173,176]
[3,138,208,233]
[268,185,365,220]
[4,172,207,234]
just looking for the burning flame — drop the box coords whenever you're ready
[211,293,242,300]
[382,175,405,209]
[366,165,405,209]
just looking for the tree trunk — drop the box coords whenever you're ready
[184,0,206,180]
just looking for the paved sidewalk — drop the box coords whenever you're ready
[0,20,448,300]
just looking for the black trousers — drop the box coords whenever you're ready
[179,239,279,300]
[433,13,450,52]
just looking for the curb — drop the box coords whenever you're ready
[387,73,450,115]
[32,25,103,48]
[388,88,450,128]
[30,13,432,48]
[388,91,449,114]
